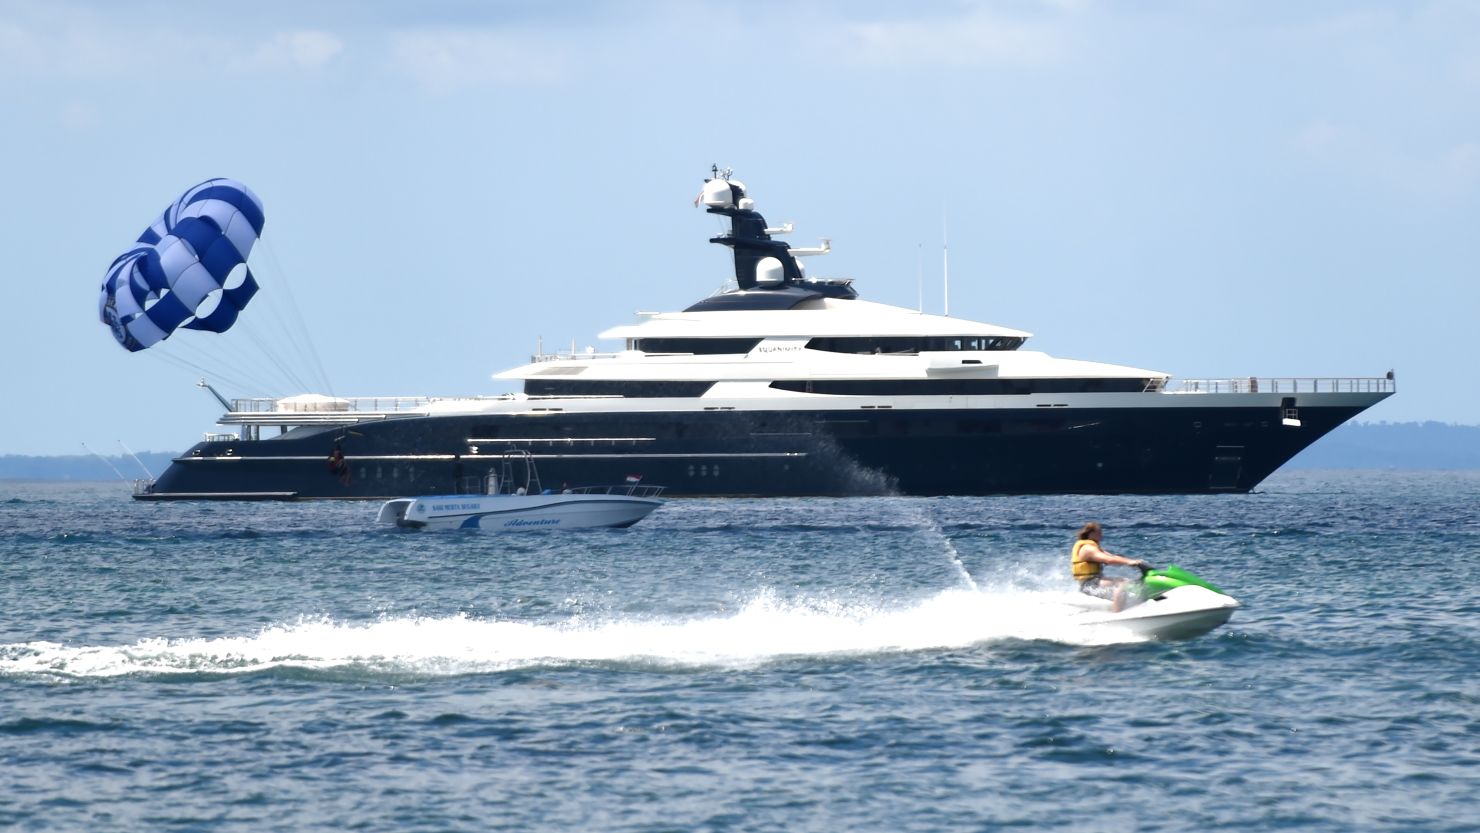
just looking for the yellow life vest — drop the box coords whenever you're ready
[1071,538,1101,580]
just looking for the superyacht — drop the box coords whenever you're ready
[137,170,1394,499]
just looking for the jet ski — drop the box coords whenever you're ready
[1069,565,1239,641]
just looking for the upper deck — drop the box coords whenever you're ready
[207,374,1396,436]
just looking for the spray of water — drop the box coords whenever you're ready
[899,499,979,591]
[0,587,1145,681]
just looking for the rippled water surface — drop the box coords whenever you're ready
[2,471,1477,832]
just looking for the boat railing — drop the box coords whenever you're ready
[1165,376,1396,395]
[229,396,436,414]
[454,474,664,499]
[452,467,663,500]
[530,349,624,363]
[565,484,667,498]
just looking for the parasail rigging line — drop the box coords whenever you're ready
[141,257,329,400]
[257,235,333,396]
[80,442,129,483]
[118,440,154,479]
[140,347,286,404]
[141,318,298,396]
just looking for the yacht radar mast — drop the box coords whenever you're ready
[697,167,849,298]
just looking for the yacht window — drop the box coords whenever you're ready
[806,336,1025,354]
[633,338,763,355]
[770,378,1151,395]
[525,380,717,398]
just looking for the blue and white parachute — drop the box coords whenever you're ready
[99,178,265,352]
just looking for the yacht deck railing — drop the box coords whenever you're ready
[1164,376,1395,395]
[226,395,517,414]
[217,375,1394,418]
[531,349,623,363]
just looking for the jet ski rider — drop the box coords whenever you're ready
[1072,522,1152,612]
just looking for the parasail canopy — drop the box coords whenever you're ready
[99,178,265,352]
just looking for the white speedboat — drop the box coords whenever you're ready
[378,490,663,531]
[1067,565,1240,641]
[376,452,664,532]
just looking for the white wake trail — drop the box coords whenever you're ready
[0,587,1142,679]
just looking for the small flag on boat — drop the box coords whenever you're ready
[625,474,642,483]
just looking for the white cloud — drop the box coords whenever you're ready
[248,30,345,72]
[388,28,568,92]
[1038,0,1095,13]
[826,9,1070,69]
[1458,51,1480,89]
[0,21,43,74]
[1292,120,1480,197]
[1444,142,1480,182]
[59,100,97,130]
[0,14,152,79]
[1293,120,1345,155]
[0,11,343,81]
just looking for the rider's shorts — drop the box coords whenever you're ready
[1078,577,1119,601]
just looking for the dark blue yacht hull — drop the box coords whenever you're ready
[135,170,1389,501]
[138,402,1366,500]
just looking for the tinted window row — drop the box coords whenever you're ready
[525,380,717,398]
[806,336,1025,354]
[633,338,764,355]
[770,378,1150,396]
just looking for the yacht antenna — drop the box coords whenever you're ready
[916,243,923,313]
[942,210,950,316]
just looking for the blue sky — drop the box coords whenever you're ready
[2,0,1476,455]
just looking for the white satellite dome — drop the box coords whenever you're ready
[755,256,785,286]
[701,178,748,209]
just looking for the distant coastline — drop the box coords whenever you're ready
[1,422,1477,481]
[0,451,179,482]
[1283,421,1480,470]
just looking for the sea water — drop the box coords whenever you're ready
[1,471,1476,832]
